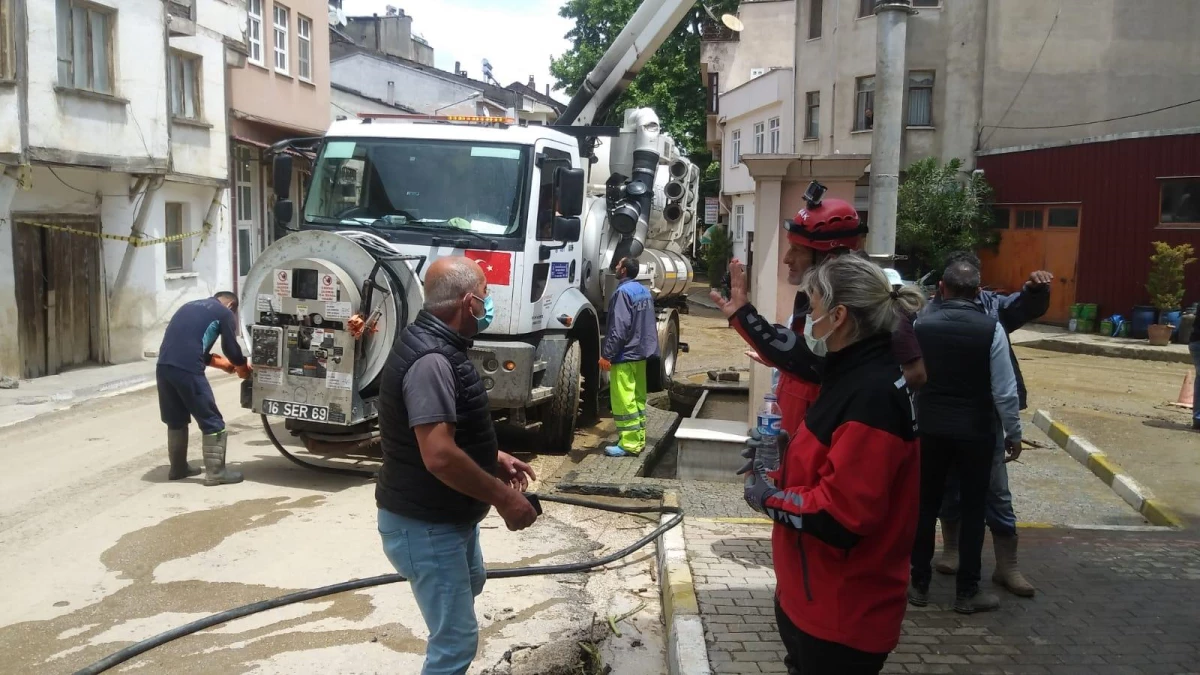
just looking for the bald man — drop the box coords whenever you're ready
[376,256,539,675]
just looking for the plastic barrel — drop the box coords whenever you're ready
[1162,310,1182,340]
[1078,319,1095,334]
[1130,305,1156,340]
[1099,319,1113,337]
[1069,304,1082,319]
[1081,303,1098,320]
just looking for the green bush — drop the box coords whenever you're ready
[702,225,733,288]
[897,158,998,276]
[1146,241,1196,316]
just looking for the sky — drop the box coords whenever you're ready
[339,0,574,102]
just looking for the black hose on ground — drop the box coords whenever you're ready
[73,494,681,675]
[261,415,380,479]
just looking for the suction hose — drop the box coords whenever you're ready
[74,492,681,675]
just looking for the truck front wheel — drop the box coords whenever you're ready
[538,338,581,453]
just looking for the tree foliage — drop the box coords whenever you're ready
[550,0,737,168]
[896,158,998,276]
[1145,241,1196,312]
[702,225,734,287]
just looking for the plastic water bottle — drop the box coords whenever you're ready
[747,391,783,488]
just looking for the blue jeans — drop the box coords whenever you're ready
[378,509,486,675]
[938,431,1017,537]
[1190,342,1200,424]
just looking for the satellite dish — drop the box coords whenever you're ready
[722,14,745,32]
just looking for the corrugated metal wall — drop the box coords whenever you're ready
[978,134,1200,317]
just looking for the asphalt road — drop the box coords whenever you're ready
[0,378,663,674]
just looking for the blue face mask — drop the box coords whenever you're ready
[472,294,494,332]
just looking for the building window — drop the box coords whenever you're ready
[731,129,741,166]
[858,0,876,18]
[707,72,719,114]
[1016,209,1043,230]
[768,117,781,153]
[247,0,263,65]
[808,0,823,39]
[56,0,114,94]
[907,70,935,127]
[0,0,14,80]
[1048,207,1080,228]
[235,146,257,277]
[991,207,1011,230]
[753,122,765,155]
[297,14,312,81]
[805,91,820,139]
[273,4,289,75]
[734,205,745,242]
[854,76,874,131]
[169,51,201,120]
[1160,179,1200,227]
[165,203,187,272]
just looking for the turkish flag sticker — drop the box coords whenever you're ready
[465,250,512,286]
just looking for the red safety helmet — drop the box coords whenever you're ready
[783,182,868,252]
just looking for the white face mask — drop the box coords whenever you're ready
[803,313,830,357]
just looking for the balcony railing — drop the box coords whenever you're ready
[699,21,739,42]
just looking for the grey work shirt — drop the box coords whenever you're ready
[988,322,1022,445]
[402,354,459,427]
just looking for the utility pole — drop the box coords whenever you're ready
[865,0,915,260]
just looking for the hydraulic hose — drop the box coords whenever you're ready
[74,494,682,675]
[261,415,380,479]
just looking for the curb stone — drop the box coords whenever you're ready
[656,492,711,675]
[1033,409,1184,528]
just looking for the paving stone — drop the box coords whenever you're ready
[685,520,1200,673]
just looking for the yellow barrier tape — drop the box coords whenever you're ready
[15,219,206,248]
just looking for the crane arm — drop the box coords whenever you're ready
[556,0,698,127]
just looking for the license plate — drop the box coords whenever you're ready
[261,399,330,422]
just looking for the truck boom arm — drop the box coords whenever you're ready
[556,0,697,127]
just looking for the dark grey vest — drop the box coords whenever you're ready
[914,299,998,440]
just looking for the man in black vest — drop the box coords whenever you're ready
[909,261,1023,615]
[376,256,539,675]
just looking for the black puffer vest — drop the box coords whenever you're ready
[376,310,497,524]
[914,298,998,440]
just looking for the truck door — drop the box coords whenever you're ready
[520,142,581,332]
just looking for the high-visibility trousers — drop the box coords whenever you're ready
[610,360,648,454]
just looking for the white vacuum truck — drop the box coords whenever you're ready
[237,0,716,457]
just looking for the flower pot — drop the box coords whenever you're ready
[1147,323,1173,346]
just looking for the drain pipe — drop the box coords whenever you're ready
[865,1,915,260]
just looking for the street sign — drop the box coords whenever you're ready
[704,197,719,225]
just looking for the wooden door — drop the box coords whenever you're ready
[12,220,47,379]
[1042,207,1081,324]
[11,215,101,377]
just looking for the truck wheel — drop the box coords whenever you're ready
[539,339,581,453]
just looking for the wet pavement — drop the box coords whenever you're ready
[688,519,1200,674]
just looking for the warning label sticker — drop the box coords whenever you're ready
[318,273,337,302]
[257,368,282,386]
[325,301,352,321]
[274,269,291,297]
[326,371,353,391]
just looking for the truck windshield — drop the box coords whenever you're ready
[304,138,530,238]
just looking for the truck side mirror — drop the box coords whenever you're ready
[274,199,294,227]
[273,154,293,199]
[553,216,581,242]
[555,167,585,218]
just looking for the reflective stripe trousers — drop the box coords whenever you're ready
[610,360,648,454]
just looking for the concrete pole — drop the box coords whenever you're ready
[865,1,915,259]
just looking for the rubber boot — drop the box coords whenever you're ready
[953,588,1000,615]
[202,431,243,486]
[991,532,1036,597]
[935,518,960,575]
[167,429,202,480]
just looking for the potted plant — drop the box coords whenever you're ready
[1145,241,1196,346]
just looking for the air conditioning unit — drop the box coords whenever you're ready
[750,68,766,80]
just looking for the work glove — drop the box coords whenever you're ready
[737,430,788,514]
[235,363,253,380]
[599,358,611,372]
[208,354,236,374]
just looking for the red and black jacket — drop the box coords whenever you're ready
[730,293,821,437]
[765,333,920,655]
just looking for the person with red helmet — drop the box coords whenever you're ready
[711,181,925,437]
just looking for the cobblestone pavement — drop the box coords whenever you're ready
[686,519,1200,674]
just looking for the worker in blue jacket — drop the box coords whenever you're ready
[600,257,659,457]
[157,292,252,485]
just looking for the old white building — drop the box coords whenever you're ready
[0,0,247,380]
